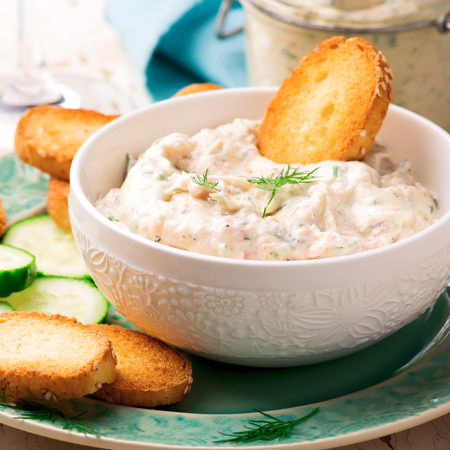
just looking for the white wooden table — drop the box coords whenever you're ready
[0,1,449,448]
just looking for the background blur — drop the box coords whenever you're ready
[0,0,151,109]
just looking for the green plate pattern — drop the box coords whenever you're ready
[0,153,48,225]
[1,290,450,448]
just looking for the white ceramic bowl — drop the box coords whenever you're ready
[70,87,450,368]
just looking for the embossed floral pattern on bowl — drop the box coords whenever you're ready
[69,88,450,367]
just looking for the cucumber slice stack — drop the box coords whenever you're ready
[5,277,109,324]
[1,214,110,324]
[2,215,90,278]
[0,244,37,297]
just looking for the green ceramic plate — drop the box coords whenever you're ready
[0,153,48,226]
[1,288,450,449]
[170,289,450,415]
[2,154,450,449]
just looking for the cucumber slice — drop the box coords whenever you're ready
[0,301,16,313]
[2,215,89,278]
[0,244,37,297]
[4,277,109,324]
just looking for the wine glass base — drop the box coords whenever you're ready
[0,74,138,154]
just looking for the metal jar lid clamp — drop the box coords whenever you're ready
[216,0,450,38]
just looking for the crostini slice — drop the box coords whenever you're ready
[90,324,193,407]
[0,311,117,400]
[47,176,71,231]
[258,36,393,165]
[15,106,119,181]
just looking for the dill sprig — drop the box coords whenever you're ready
[215,407,319,444]
[191,169,219,191]
[248,166,319,218]
[0,399,99,436]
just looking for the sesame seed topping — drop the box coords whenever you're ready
[45,390,52,401]
[183,385,189,395]
[37,149,47,158]
[360,129,366,137]
[360,147,366,155]
[381,81,387,91]
[188,377,194,385]
[376,88,382,97]
[96,383,102,389]
[51,394,58,402]
[93,361,99,371]
[379,52,387,63]
[40,389,47,394]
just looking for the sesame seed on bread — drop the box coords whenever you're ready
[0,312,116,401]
[47,177,71,231]
[14,106,119,181]
[90,324,193,408]
[258,36,393,165]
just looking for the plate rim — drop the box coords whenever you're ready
[2,334,450,450]
[1,370,450,450]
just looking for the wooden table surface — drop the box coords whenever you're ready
[1,1,449,449]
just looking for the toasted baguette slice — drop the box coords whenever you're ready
[0,197,5,237]
[90,325,193,407]
[0,312,116,400]
[15,106,119,181]
[258,37,393,165]
[173,82,222,97]
[47,177,71,231]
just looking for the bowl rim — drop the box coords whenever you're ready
[70,86,450,269]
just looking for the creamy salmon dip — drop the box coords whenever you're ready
[95,119,439,261]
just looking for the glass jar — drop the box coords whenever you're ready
[237,0,450,131]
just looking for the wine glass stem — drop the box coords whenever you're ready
[1,0,62,106]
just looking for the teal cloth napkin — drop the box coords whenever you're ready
[106,0,247,101]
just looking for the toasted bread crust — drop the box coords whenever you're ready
[0,197,5,237]
[258,37,393,164]
[173,83,222,97]
[47,177,71,231]
[15,106,119,181]
[90,325,193,407]
[0,312,116,400]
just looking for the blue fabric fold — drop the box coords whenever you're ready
[106,0,248,102]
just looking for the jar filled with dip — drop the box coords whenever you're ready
[219,0,450,131]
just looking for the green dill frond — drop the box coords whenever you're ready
[248,166,319,218]
[0,399,99,436]
[215,407,319,444]
[191,169,219,191]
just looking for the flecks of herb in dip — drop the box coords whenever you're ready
[95,119,440,261]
